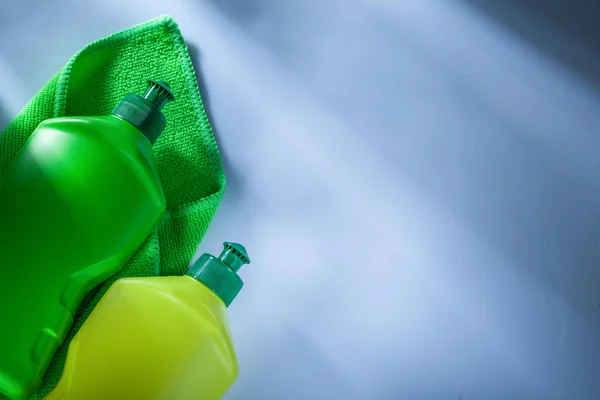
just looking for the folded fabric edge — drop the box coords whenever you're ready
[53,15,173,118]
[164,19,227,195]
[162,186,225,224]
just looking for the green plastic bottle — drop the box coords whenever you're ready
[0,80,174,400]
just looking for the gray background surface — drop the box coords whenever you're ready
[1,0,600,398]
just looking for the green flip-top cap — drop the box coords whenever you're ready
[187,242,251,307]
[112,79,175,143]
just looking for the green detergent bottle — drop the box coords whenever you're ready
[0,80,174,400]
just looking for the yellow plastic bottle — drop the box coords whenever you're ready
[45,242,250,400]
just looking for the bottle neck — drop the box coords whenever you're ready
[111,94,166,144]
[186,254,244,307]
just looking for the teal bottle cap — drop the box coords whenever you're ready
[111,79,175,144]
[187,242,251,307]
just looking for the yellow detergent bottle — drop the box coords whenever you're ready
[45,242,250,400]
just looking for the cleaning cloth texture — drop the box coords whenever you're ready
[0,16,225,399]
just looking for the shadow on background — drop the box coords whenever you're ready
[229,325,361,400]
[459,0,600,88]
[0,103,9,132]
[207,0,267,22]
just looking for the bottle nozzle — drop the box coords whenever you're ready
[143,80,175,110]
[219,242,251,272]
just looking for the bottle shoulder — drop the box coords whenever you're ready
[53,277,238,400]
[27,114,164,197]
[38,115,126,133]
[38,115,147,146]
[80,276,238,370]
[105,277,231,333]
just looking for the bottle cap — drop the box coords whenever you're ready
[111,79,175,143]
[187,242,251,307]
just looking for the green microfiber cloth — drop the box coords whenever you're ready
[0,16,225,399]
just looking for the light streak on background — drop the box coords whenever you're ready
[1,0,599,398]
